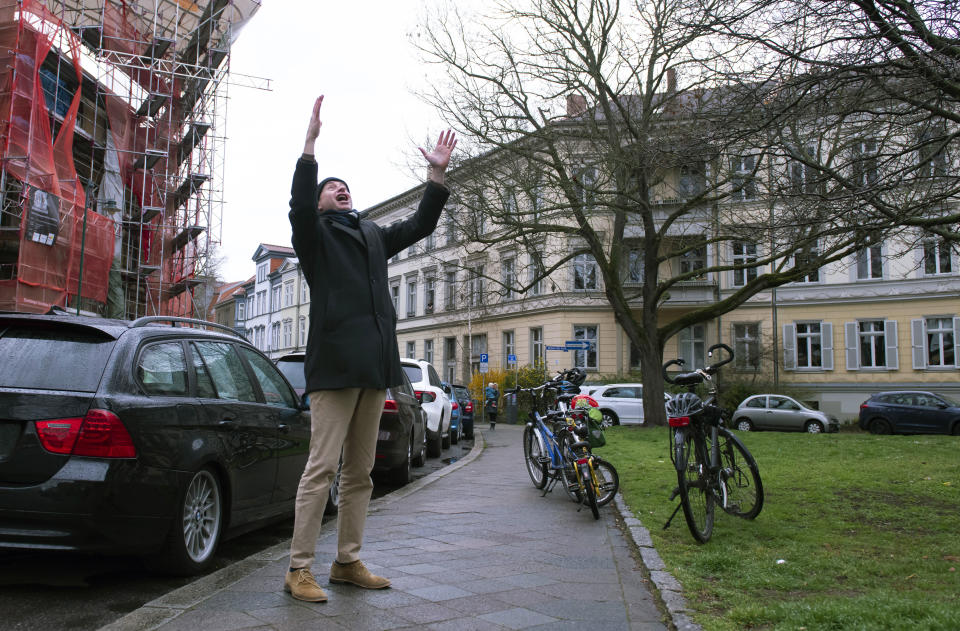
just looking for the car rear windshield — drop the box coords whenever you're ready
[275,358,306,391]
[0,325,114,392]
[454,387,470,400]
[402,364,423,383]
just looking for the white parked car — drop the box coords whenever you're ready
[400,358,452,456]
[583,383,670,426]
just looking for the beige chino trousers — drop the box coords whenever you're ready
[288,387,386,570]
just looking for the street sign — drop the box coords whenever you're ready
[479,353,489,373]
[507,354,517,364]
[545,345,568,351]
[565,340,592,350]
[480,353,488,362]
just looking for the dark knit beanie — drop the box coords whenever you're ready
[317,177,350,204]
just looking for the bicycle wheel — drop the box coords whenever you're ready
[675,426,714,543]
[523,426,548,489]
[593,457,619,507]
[581,461,600,520]
[716,427,764,519]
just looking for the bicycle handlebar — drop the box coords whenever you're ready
[662,343,734,386]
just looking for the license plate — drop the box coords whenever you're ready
[0,422,22,460]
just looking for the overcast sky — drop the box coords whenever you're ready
[218,1,454,281]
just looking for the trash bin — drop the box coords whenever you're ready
[504,392,518,424]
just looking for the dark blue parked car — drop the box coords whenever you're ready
[443,382,461,444]
[452,384,474,440]
[859,391,960,435]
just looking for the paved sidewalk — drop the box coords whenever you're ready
[101,425,681,631]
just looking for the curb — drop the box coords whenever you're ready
[98,434,487,631]
[612,493,703,631]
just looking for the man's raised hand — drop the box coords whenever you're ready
[303,96,323,156]
[419,129,458,178]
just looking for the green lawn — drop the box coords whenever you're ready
[598,427,960,631]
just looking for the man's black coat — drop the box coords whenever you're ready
[289,157,449,393]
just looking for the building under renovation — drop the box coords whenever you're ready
[0,0,260,317]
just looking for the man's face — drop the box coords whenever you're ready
[318,180,351,211]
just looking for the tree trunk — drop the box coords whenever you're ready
[638,323,668,427]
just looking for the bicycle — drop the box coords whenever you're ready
[514,370,620,519]
[662,343,764,542]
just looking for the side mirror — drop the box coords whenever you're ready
[301,392,311,410]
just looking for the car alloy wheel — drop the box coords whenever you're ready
[155,467,223,574]
[736,419,753,432]
[805,420,824,434]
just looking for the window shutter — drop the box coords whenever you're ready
[954,317,960,368]
[884,320,899,370]
[782,323,796,370]
[821,322,834,370]
[844,322,859,370]
[911,318,926,369]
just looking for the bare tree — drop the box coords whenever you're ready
[414,0,912,425]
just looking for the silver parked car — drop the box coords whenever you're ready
[732,395,838,433]
[583,383,670,426]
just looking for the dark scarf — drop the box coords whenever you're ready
[324,209,360,229]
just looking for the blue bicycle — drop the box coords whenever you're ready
[512,370,619,519]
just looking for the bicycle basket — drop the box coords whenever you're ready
[585,411,606,448]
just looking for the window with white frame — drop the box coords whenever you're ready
[856,239,884,279]
[575,165,597,208]
[912,316,959,369]
[626,248,644,284]
[530,327,544,365]
[679,243,706,279]
[236,301,245,321]
[733,323,761,370]
[299,316,306,347]
[468,265,484,307]
[284,281,294,306]
[852,139,879,187]
[573,325,597,370]
[424,277,436,314]
[424,339,434,365]
[731,241,758,286]
[789,145,819,194]
[793,243,821,283]
[445,213,457,246]
[678,324,705,369]
[784,321,834,370]
[502,257,515,300]
[257,291,266,314]
[504,189,519,216]
[678,163,705,198]
[272,285,281,311]
[503,330,515,367]
[424,232,435,252]
[845,319,898,370]
[730,154,757,201]
[406,280,417,317]
[390,282,400,314]
[300,277,309,303]
[406,341,416,359]
[257,263,267,283]
[529,254,545,295]
[443,337,457,382]
[444,270,456,310]
[282,319,292,348]
[917,128,948,178]
[923,238,953,275]
[573,253,597,290]
[271,322,281,350]
[469,334,488,374]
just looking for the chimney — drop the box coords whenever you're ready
[566,94,587,117]
[666,68,676,93]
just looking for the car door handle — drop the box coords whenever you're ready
[278,423,290,434]
[218,419,238,431]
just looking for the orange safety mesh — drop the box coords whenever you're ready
[0,0,113,311]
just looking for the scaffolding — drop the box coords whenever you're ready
[0,0,261,318]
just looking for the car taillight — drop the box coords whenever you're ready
[860,403,868,410]
[465,402,473,412]
[414,391,423,402]
[668,416,690,427]
[35,409,136,458]
[415,390,436,403]
[451,402,459,410]
[383,399,399,413]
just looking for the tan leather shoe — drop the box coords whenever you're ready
[284,568,328,602]
[329,560,391,589]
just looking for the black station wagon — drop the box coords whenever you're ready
[0,312,311,574]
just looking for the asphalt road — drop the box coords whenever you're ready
[0,437,474,631]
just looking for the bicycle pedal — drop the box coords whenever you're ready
[537,457,550,465]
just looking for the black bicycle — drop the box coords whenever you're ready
[662,343,764,542]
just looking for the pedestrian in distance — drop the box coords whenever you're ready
[485,382,499,430]
[284,95,456,603]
